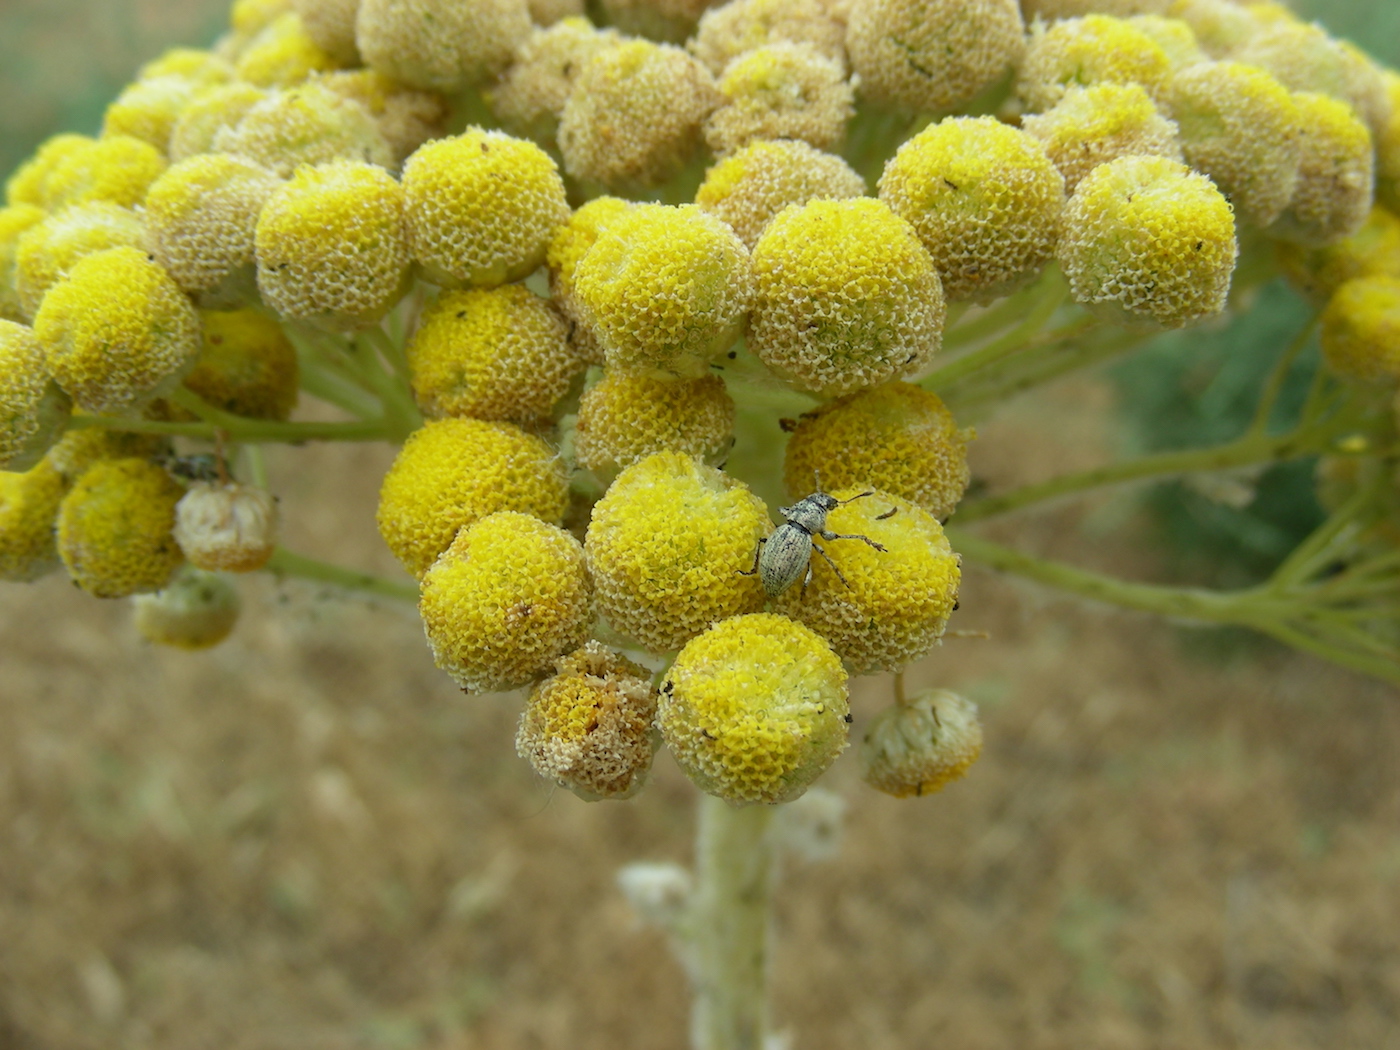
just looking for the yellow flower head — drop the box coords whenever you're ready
[403,129,570,290]
[138,47,234,87]
[783,382,972,521]
[847,0,1025,113]
[290,0,361,65]
[356,0,531,92]
[878,116,1066,304]
[1016,14,1173,113]
[488,19,624,150]
[575,371,735,473]
[585,451,769,653]
[39,135,167,211]
[35,246,202,415]
[377,417,570,578]
[659,611,849,804]
[695,139,866,249]
[146,154,281,306]
[0,321,71,472]
[573,203,753,380]
[516,640,660,800]
[169,82,268,161]
[1269,92,1374,248]
[15,202,147,321]
[1022,82,1183,196]
[690,0,845,77]
[214,82,393,179]
[748,197,945,396]
[45,427,169,484]
[558,40,721,190]
[184,308,299,420]
[407,285,579,425]
[228,0,293,43]
[235,12,339,88]
[1169,61,1303,227]
[317,70,447,166]
[0,458,69,581]
[57,457,185,598]
[102,75,201,154]
[1125,14,1205,71]
[1319,275,1400,383]
[132,566,242,650]
[772,487,961,675]
[0,204,47,321]
[546,196,635,366]
[5,134,94,208]
[860,688,983,798]
[703,42,855,156]
[1277,206,1400,306]
[1164,0,1262,58]
[420,511,592,694]
[1057,154,1237,329]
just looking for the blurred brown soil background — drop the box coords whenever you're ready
[3,2,1400,1047]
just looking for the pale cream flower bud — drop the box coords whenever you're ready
[173,480,278,572]
[860,689,983,798]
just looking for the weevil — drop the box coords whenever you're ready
[739,474,888,596]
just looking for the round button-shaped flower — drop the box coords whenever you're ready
[376,417,570,578]
[690,0,845,77]
[15,202,147,321]
[748,197,944,397]
[772,488,960,675]
[0,204,46,321]
[659,612,849,804]
[1320,275,1400,383]
[703,42,855,156]
[860,689,983,798]
[5,134,92,208]
[102,75,201,154]
[575,371,735,473]
[1277,207,1400,306]
[173,480,279,572]
[133,566,242,650]
[0,321,71,472]
[184,308,299,421]
[1268,91,1374,248]
[40,135,166,211]
[317,70,448,166]
[546,196,635,366]
[46,427,170,485]
[214,82,393,179]
[0,458,69,582]
[584,451,769,653]
[488,19,624,151]
[1016,14,1174,113]
[420,511,592,694]
[356,0,531,93]
[169,82,267,161]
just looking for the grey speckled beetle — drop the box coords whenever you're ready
[740,474,889,597]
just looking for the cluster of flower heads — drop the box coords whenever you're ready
[4,0,1400,806]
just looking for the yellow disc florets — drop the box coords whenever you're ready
[403,129,570,290]
[234,12,339,88]
[1057,154,1238,329]
[783,382,972,521]
[748,197,945,396]
[255,158,410,331]
[1269,91,1374,248]
[214,82,393,178]
[406,285,579,425]
[45,427,171,484]
[290,0,361,65]
[772,488,961,675]
[860,689,983,798]
[419,511,592,694]
[516,640,660,800]
[0,204,46,321]
[575,371,735,472]
[102,76,201,155]
[377,417,570,578]
[169,82,268,161]
[847,0,1025,113]
[878,116,1066,304]
[6,134,96,208]
[57,457,186,598]
[39,135,167,211]
[488,19,624,150]
[34,246,202,415]
[703,42,855,156]
[15,202,148,320]
[138,48,235,88]
[584,451,769,653]
[1016,14,1174,113]
[1319,275,1400,383]
[356,0,532,92]
[184,308,299,420]
[659,611,849,804]
[0,458,69,582]
[317,71,447,167]
[572,203,753,379]
[0,320,71,472]
[689,0,846,77]
[545,195,635,366]
[132,566,242,650]
[1277,206,1400,306]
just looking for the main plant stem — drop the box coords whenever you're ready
[690,796,777,1050]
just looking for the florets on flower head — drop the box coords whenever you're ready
[690,0,846,77]
[419,511,592,694]
[403,129,570,290]
[703,42,854,155]
[575,371,735,473]
[488,19,624,151]
[517,641,660,801]
[748,197,944,396]
[57,457,185,598]
[1125,13,1205,70]
[214,82,393,178]
[695,139,865,249]
[15,202,147,321]
[5,134,91,208]
[173,480,279,572]
[169,82,268,162]
[102,76,201,154]
[847,0,1025,113]
[45,427,169,484]
[659,611,849,804]
[584,451,769,653]
[1319,275,1400,383]
[572,203,753,379]
[133,566,242,650]
[1164,0,1261,57]
[39,135,167,211]
[1016,14,1174,113]
[598,0,723,44]
[138,47,235,87]
[146,154,281,306]
[783,382,972,520]
[1057,154,1237,329]
[0,458,69,582]
[406,285,580,425]
[0,205,47,321]
[235,12,339,87]
[772,488,961,675]
[225,0,294,53]
[255,158,410,331]
[184,308,299,420]
[1268,92,1374,248]
[290,0,361,65]
[356,0,531,93]
[860,689,983,798]
[377,417,570,578]
[558,40,721,191]
[1277,206,1400,305]
[546,196,635,366]
[1021,82,1183,196]
[0,321,71,472]
[34,246,202,415]
[878,116,1065,304]
[1169,61,1303,228]
[318,71,447,166]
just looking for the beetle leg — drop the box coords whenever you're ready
[821,530,886,553]
[875,506,898,520]
[811,540,852,588]
[737,536,766,576]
